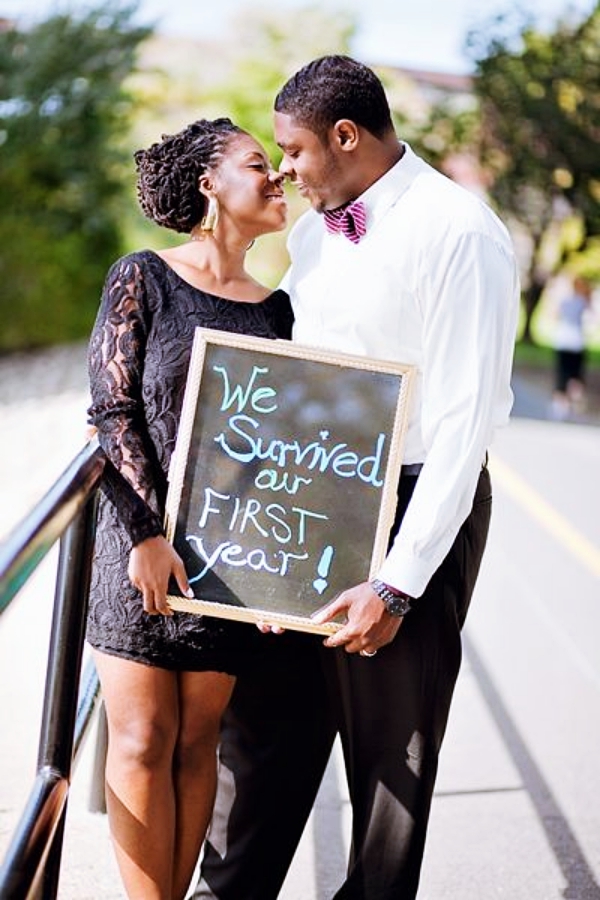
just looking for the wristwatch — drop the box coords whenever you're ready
[370,578,412,617]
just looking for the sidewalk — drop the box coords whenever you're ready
[3,542,588,900]
[512,362,600,425]
[0,558,566,900]
[1,342,599,899]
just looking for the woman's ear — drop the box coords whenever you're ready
[198,174,213,197]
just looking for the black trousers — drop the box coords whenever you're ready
[555,348,586,392]
[194,467,492,900]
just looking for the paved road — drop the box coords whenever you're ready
[1,345,599,898]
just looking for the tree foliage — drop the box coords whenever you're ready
[102,5,356,287]
[466,5,600,341]
[209,6,355,162]
[0,3,151,351]
[194,5,355,284]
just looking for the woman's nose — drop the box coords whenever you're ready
[269,170,286,187]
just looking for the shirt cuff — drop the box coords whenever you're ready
[376,550,435,600]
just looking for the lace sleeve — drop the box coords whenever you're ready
[87,256,164,545]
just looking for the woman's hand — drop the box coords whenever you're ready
[128,535,194,615]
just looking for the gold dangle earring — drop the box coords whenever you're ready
[200,194,219,233]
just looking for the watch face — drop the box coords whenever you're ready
[386,593,411,617]
[390,599,410,616]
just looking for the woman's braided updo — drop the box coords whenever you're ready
[134,118,245,233]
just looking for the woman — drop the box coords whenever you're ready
[87,118,291,900]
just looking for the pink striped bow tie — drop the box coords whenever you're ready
[323,200,367,244]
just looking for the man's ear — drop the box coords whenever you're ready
[333,119,359,152]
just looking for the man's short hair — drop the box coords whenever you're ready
[274,55,394,142]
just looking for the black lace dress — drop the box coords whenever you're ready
[87,250,294,674]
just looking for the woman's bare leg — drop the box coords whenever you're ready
[94,650,234,900]
[94,650,180,899]
[171,671,235,900]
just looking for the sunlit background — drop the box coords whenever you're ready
[1,0,597,72]
[1,0,599,353]
[1,6,600,898]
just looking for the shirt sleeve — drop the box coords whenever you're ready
[87,256,164,545]
[377,230,519,597]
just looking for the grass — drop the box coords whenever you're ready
[513,341,600,369]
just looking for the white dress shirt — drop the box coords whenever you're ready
[281,143,520,598]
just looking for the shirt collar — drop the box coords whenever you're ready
[354,142,426,230]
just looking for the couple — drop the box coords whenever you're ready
[87,55,520,900]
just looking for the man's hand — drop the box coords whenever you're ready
[128,535,194,616]
[311,581,403,654]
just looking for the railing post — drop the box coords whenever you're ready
[0,441,106,900]
[33,492,99,900]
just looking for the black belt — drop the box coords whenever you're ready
[401,463,423,476]
[401,453,488,479]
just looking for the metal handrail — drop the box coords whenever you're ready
[0,439,106,899]
[0,439,106,616]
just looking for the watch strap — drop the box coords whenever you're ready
[370,578,412,617]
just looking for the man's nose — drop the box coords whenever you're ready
[277,157,294,179]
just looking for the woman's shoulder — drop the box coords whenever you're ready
[106,249,162,278]
[263,287,292,312]
[102,251,171,303]
[263,288,294,338]
[98,251,171,319]
[264,286,289,302]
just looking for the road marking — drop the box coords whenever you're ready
[490,456,600,579]
[493,542,600,692]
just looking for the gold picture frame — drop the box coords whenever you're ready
[165,328,415,635]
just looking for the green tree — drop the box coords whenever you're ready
[467,5,600,342]
[115,6,356,287]
[209,6,355,160]
[190,5,356,285]
[379,65,481,180]
[0,3,151,351]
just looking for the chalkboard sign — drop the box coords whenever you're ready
[165,328,414,634]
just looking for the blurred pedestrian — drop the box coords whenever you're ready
[551,275,593,419]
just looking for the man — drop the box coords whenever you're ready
[195,55,519,899]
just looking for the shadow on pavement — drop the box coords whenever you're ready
[465,635,600,900]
